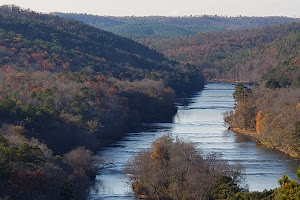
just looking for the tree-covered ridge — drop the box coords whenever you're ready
[224,31,300,86]
[107,22,196,40]
[0,6,168,72]
[53,13,300,40]
[144,22,300,82]
[0,5,167,74]
[0,5,204,94]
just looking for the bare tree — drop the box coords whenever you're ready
[126,135,243,200]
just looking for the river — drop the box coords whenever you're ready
[88,83,300,200]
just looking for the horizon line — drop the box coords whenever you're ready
[2,4,300,19]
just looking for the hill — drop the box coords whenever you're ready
[158,22,300,157]
[141,19,300,157]
[144,22,300,82]
[53,13,300,40]
[0,5,204,199]
[0,7,168,75]
[107,22,196,40]
[0,6,204,93]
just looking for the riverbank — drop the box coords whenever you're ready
[206,79,252,84]
[229,127,300,158]
[225,82,300,159]
[88,83,300,198]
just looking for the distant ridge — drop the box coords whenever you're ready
[53,13,300,40]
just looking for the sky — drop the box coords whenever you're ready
[1,0,300,17]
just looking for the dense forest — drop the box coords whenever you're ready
[0,5,205,199]
[144,22,300,82]
[53,13,300,40]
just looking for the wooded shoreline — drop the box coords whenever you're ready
[229,127,300,158]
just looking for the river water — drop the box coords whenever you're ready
[88,83,300,200]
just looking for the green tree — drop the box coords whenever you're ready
[278,166,300,200]
[210,176,241,200]
[17,143,44,164]
[0,98,18,119]
[210,176,275,200]
[60,178,74,200]
[291,122,300,146]
[265,78,280,89]
[233,83,251,102]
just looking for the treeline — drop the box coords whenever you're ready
[54,12,300,40]
[225,83,300,157]
[127,135,300,200]
[0,5,205,199]
[107,22,195,40]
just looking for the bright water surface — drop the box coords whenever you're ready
[88,83,300,200]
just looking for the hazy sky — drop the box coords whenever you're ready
[1,0,300,17]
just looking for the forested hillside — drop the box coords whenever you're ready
[0,5,204,199]
[160,22,300,157]
[223,31,300,157]
[141,19,300,157]
[53,13,300,40]
[144,22,300,82]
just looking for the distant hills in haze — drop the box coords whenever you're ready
[53,13,300,40]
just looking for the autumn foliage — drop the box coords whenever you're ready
[126,135,243,200]
[256,110,264,134]
[227,84,300,157]
[0,5,206,199]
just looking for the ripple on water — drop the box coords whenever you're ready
[88,83,300,200]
